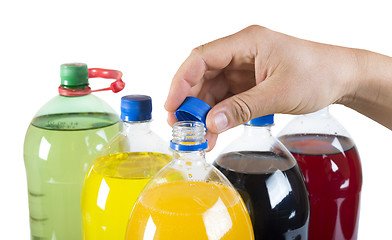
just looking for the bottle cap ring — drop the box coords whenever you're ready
[245,114,274,126]
[169,140,208,151]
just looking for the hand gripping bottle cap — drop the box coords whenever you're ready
[175,97,212,126]
[121,95,152,121]
[246,114,274,126]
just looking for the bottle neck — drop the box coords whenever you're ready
[243,124,272,137]
[123,120,152,134]
[172,123,205,145]
[170,121,207,163]
[58,85,91,97]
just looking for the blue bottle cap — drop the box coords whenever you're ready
[121,95,152,121]
[246,114,274,126]
[175,97,212,126]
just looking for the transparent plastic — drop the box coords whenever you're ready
[125,121,254,240]
[213,120,310,239]
[278,107,362,240]
[24,94,120,240]
[81,119,172,240]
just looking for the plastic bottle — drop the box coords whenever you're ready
[81,95,172,240]
[23,63,124,239]
[125,97,254,240]
[213,114,310,240]
[278,107,362,240]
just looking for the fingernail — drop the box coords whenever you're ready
[214,112,228,133]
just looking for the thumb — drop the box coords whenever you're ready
[206,78,282,133]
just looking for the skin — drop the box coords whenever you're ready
[165,25,392,149]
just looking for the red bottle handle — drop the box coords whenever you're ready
[88,68,125,93]
[58,68,125,96]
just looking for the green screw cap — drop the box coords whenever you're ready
[60,63,89,87]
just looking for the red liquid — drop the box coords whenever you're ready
[279,134,362,240]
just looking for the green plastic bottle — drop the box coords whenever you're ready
[23,63,124,239]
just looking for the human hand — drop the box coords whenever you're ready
[165,25,362,149]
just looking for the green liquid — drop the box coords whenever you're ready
[24,112,120,240]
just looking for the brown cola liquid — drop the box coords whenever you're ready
[214,151,310,240]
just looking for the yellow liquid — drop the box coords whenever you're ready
[81,152,172,240]
[126,181,254,240]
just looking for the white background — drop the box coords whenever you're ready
[1,0,392,239]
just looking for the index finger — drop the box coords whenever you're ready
[164,26,258,112]
[163,47,229,112]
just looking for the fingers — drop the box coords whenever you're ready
[205,76,283,134]
[167,112,177,126]
[164,25,262,113]
[205,131,218,151]
[196,72,230,107]
[165,25,277,150]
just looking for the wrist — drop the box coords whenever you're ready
[339,48,392,128]
[340,47,392,109]
[337,48,372,106]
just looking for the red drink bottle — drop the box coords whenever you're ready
[278,107,362,240]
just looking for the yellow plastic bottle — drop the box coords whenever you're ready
[81,95,171,240]
[126,119,254,238]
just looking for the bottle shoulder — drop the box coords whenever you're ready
[278,111,352,139]
[221,130,290,155]
[101,122,170,155]
[144,154,236,191]
[29,95,119,130]
[277,109,358,154]
[216,128,297,173]
[33,94,118,119]
[91,152,172,179]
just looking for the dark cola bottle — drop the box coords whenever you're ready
[214,114,310,240]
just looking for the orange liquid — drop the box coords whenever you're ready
[126,181,254,240]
